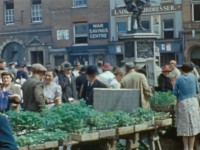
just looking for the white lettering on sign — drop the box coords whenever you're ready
[92,24,104,28]
[112,4,182,16]
[89,34,108,39]
[89,23,109,39]
[89,29,109,34]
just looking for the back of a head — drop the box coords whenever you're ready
[32,63,47,73]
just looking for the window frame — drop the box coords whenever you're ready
[4,2,14,25]
[163,19,174,39]
[192,3,200,22]
[116,22,127,34]
[73,0,87,8]
[74,23,88,45]
[31,0,42,23]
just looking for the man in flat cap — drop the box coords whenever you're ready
[22,63,47,112]
[121,62,152,109]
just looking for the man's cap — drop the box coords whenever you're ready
[125,62,135,70]
[8,62,17,66]
[86,65,98,75]
[17,63,26,68]
[63,62,73,70]
[32,63,47,72]
[74,61,81,66]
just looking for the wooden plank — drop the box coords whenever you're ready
[18,146,28,150]
[126,133,139,150]
[134,123,148,132]
[117,126,134,135]
[70,132,99,142]
[29,144,45,150]
[99,129,116,139]
[155,118,172,127]
[44,141,58,148]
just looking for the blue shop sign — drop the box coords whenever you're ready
[88,23,109,40]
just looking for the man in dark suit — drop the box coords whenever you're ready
[58,62,78,102]
[0,115,18,149]
[80,65,107,106]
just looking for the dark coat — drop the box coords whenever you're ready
[157,74,173,92]
[58,73,78,102]
[76,73,87,98]
[16,70,29,80]
[21,75,46,112]
[0,115,18,149]
[80,79,107,106]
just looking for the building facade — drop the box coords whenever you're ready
[182,0,200,66]
[0,0,110,66]
[110,0,183,66]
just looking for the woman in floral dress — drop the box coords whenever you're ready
[173,63,200,150]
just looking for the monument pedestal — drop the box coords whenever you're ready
[118,32,160,68]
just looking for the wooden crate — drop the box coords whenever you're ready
[155,118,172,127]
[70,132,99,142]
[18,146,28,150]
[29,143,45,150]
[99,129,116,139]
[134,123,148,132]
[117,126,134,135]
[44,141,58,148]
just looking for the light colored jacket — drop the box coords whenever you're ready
[121,70,152,109]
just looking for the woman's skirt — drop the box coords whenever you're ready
[177,97,200,136]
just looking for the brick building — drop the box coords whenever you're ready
[182,0,200,66]
[0,0,110,66]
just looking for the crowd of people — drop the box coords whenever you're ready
[0,58,200,149]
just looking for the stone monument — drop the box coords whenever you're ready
[124,0,150,32]
[119,0,159,68]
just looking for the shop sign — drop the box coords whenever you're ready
[112,4,182,16]
[88,23,109,40]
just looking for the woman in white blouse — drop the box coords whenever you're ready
[43,68,62,109]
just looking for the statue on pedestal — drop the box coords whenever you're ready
[124,0,148,32]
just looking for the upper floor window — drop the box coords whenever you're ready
[31,0,42,23]
[192,3,200,21]
[74,23,88,45]
[117,22,127,34]
[73,0,87,7]
[163,19,174,39]
[4,2,14,25]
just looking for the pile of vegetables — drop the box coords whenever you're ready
[5,100,170,147]
[150,91,176,112]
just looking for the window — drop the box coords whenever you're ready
[193,4,200,21]
[163,19,174,39]
[141,21,150,30]
[31,0,42,23]
[117,22,127,34]
[73,0,87,7]
[4,2,14,24]
[74,23,88,44]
